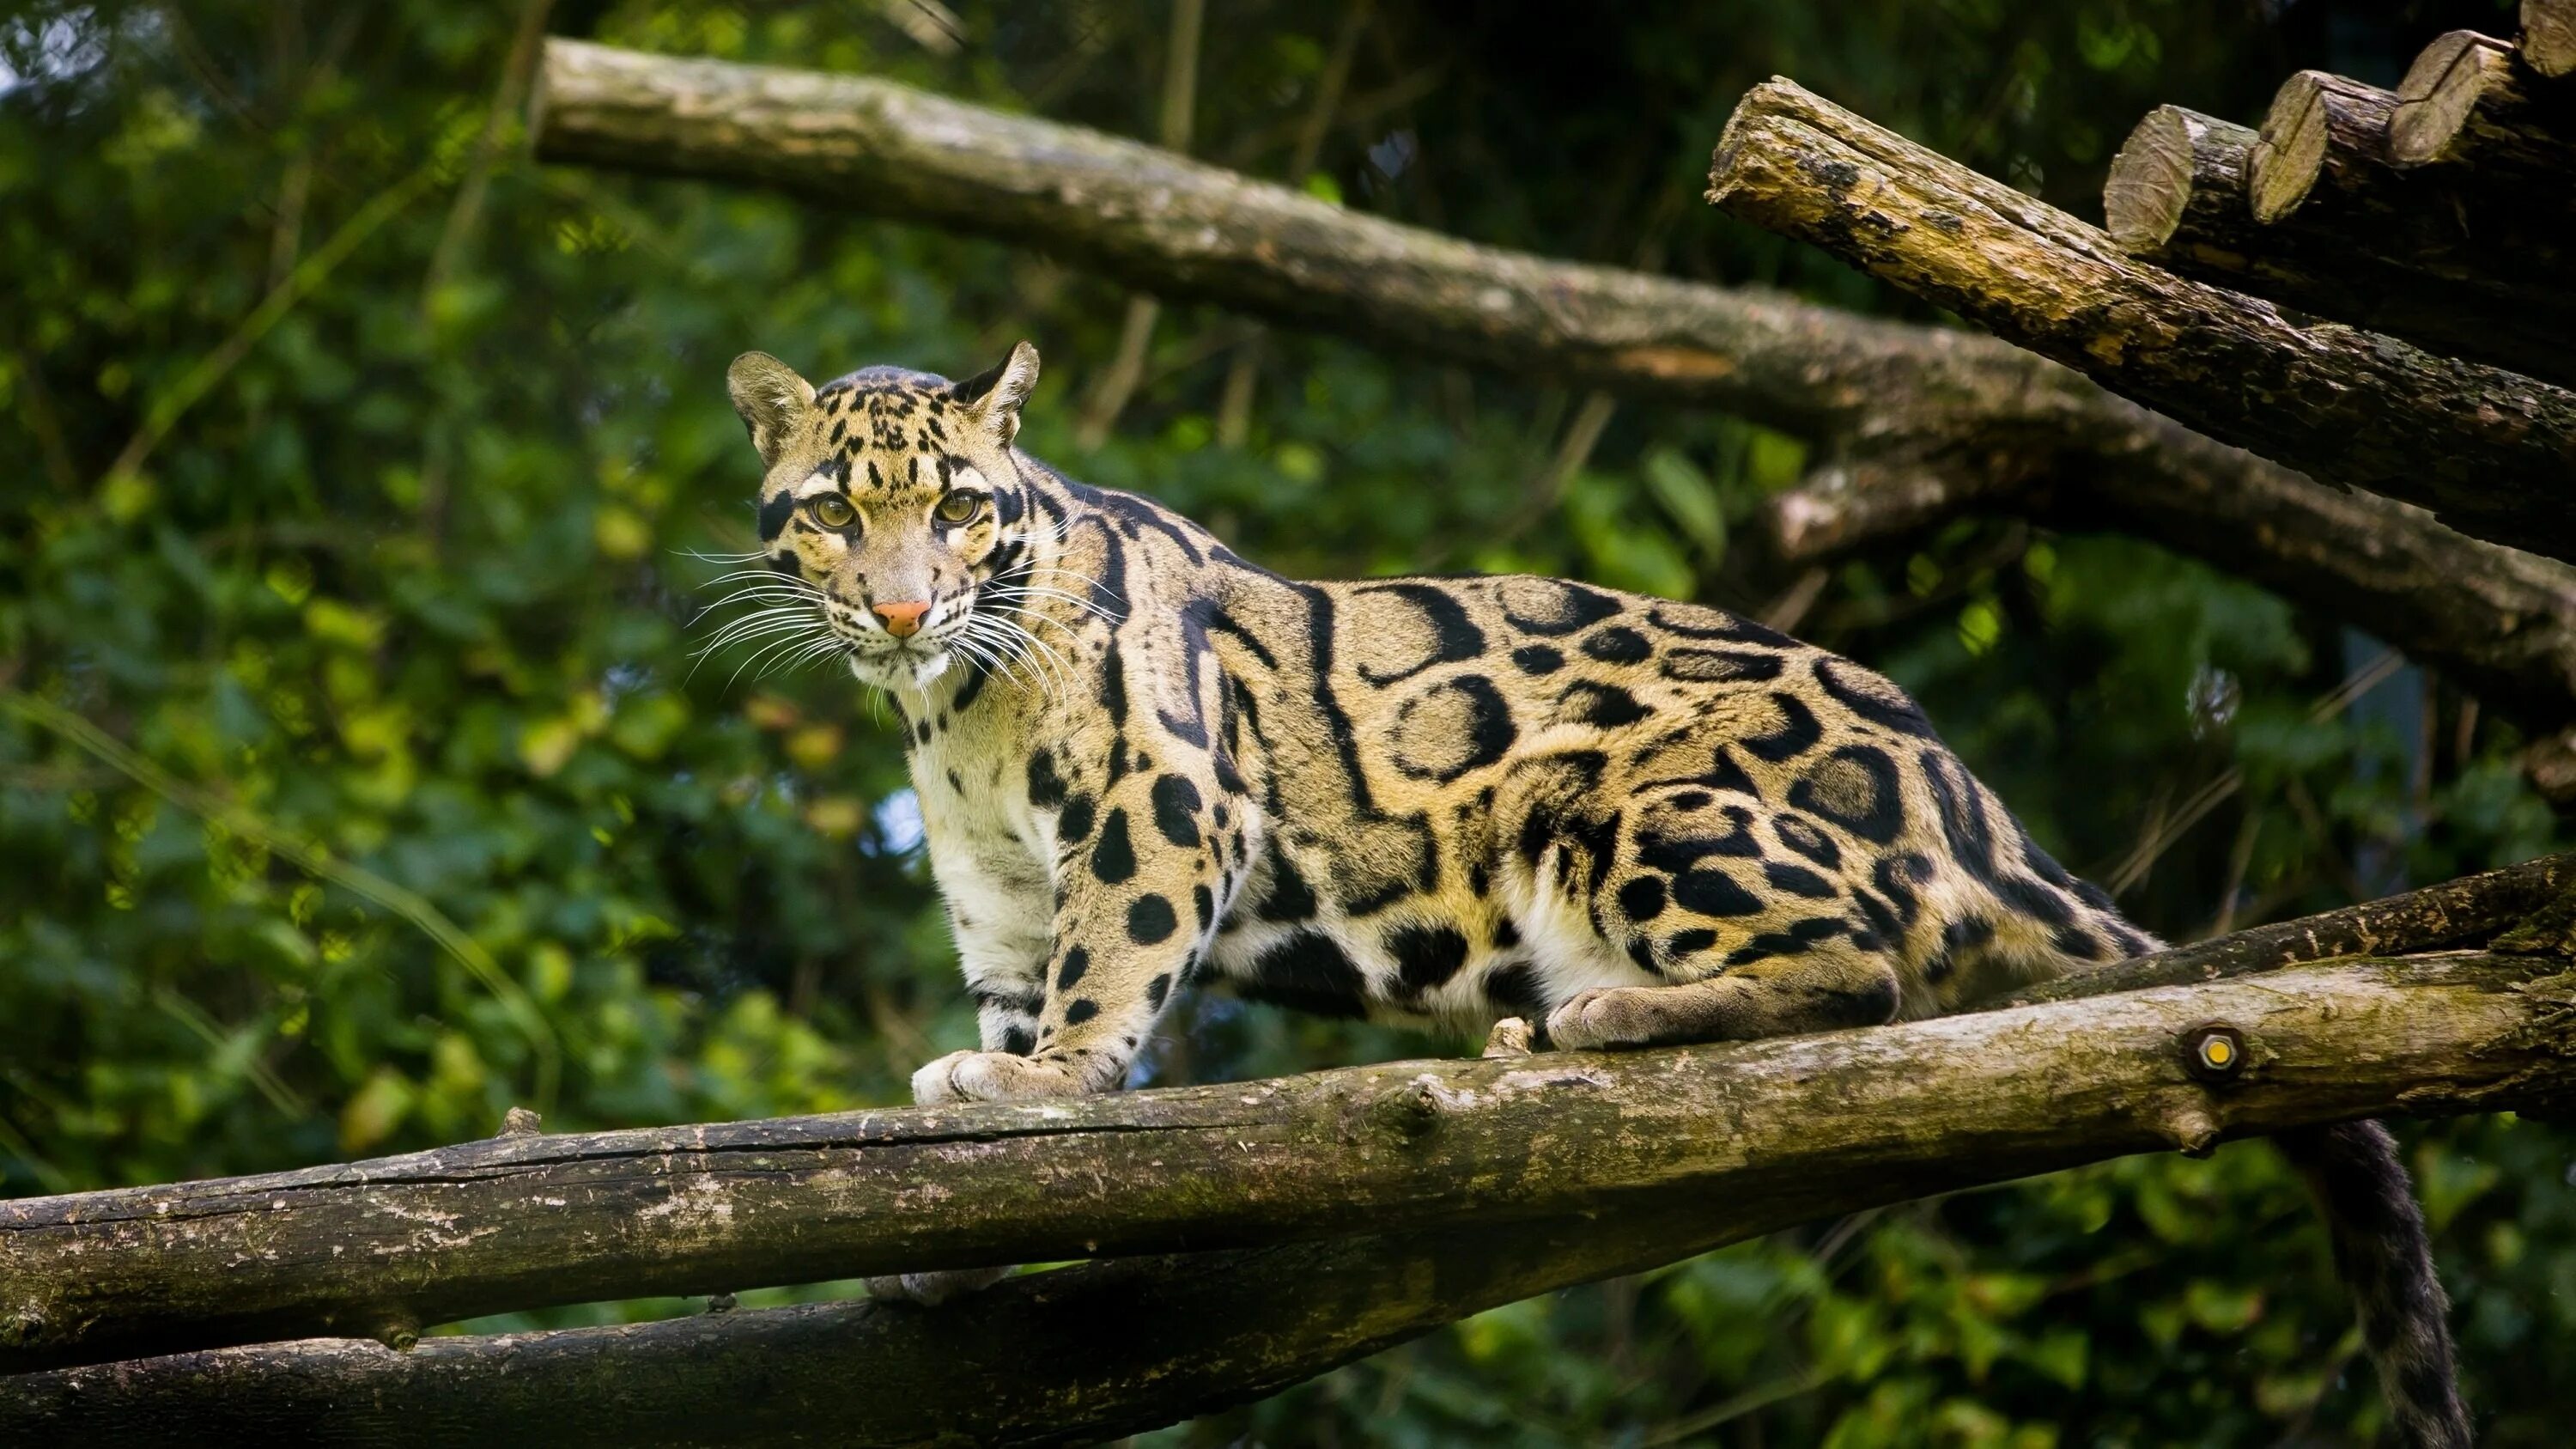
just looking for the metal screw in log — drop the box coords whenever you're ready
[2180,1023,2249,1085]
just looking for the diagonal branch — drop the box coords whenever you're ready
[1707,78,2576,566]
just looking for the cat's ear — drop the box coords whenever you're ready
[726,352,817,466]
[950,340,1040,448]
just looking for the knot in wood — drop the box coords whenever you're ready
[495,1105,545,1138]
[1368,1078,1448,1142]
[2179,1022,2248,1085]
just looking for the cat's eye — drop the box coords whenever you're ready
[809,496,856,529]
[934,491,983,526]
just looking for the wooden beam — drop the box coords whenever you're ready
[2105,100,2576,388]
[1707,78,2576,563]
[9,951,2576,1445]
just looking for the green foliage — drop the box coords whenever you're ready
[1,1,2566,1444]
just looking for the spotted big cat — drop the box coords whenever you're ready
[720,343,2466,1446]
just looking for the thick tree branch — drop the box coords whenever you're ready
[8,952,2576,1444]
[1708,78,2576,565]
[4,859,2572,1378]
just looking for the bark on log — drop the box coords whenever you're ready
[2105,100,2576,388]
[2531,0,2576,80]
[1765,434,2576,735]
[9,952,2576,1446]
[1707,78,2576,564]
[3,872,2567,1378]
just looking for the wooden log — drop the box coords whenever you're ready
[1,873,2566,1377]
[2389,31,2566,171]
[2526,0,2576,80]
[2249,70,2397,225]
[1707,79,2576,563]
[2251,63,2573,313]
[2103,105,2257,262]
[9,952,2576,1446]
[2105,100,2576,387]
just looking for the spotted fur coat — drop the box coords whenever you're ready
[721,343,2465,1446]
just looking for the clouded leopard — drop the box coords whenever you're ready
[724,343,2466,1446]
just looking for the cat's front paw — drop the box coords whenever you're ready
[866,1266,1012,1306]
[1545,987,1674,1050]
[911,1049,1089,1104]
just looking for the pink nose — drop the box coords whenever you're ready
[872,600,932,638]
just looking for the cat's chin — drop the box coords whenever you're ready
[848,648,952,691]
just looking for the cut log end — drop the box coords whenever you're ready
[2250,70,2393,224]
[2529,0,2576,80]
[2104,105,2252,256]
[2391,31,2517,167]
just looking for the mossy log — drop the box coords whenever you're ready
[9,949,2576,1445]
[2105,99,2576,389]
[1707,79,2576,564]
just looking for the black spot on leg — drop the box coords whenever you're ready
[1146,973,1171,1008]
[1666,928,1719,956]
[1673,868,1763,916]
[1064,999,1099,1026]
[1242,931,1369,1017]
[1151,775,1203,846]
[1512,644,1565,675]
[1724,915,1850,966]
[1192,882,1213,928]
[1388,924,1471,995]
[1057,947,1090,990]
[1091,809,1137,883]
[1059,795,1097,843]
[1618,874,1668,922]
[1482,961,1547,1016]
[1127,893,1177,944]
